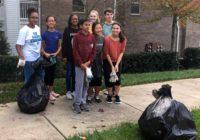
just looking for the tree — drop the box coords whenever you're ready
[145,0,200,52]
[0,24,10,55]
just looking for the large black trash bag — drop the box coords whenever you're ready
[138,84,197,140]
[17,74,49,114]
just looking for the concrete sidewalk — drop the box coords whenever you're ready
[0,78,200,140]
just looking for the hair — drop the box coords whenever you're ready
[92,22,101,36]
[27,8,38,18]
[112,22,126,43]
[68,14,78,28]
[89,10,100,23]
[78,18,90,26]
[45,16,56,29]
[104,7,114,15]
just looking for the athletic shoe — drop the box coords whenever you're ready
[72,104,81,114]
[115,95,121,104]
[66,91,73,100]
[106,95,112,104]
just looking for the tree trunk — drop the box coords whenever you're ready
[179,25,187,56]
[171,15,178,51]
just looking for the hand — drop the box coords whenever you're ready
[45,53,51,58]
[63,58,67,63]
[81,63,87,70]
[51,53,57,57]
[114,65,119,73]
[85,61,91,67]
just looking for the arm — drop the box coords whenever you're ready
[16,45,24,60]
[61,28,68,59]
[104,38,115,72]
[53,39,62,56]
[115,39,127,72]
[86,36,96,67]
[73,35,83,68]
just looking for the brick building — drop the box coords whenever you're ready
[0,0,199,54]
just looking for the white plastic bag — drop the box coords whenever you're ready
[109,72,118,83]
[86,67,93,82]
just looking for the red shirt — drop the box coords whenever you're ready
[73,31,96,67]
[103,36,127,62]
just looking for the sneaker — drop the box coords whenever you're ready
[80,103,90,112]
[115,95,121,104]
[72,104,81,114]
[66,91,73,100]
[51,91,60,98]
[49,94,56,104]
[106,95,112,104]
[95,96,102,103]
[87,96,93,104]
[49,94,56,101]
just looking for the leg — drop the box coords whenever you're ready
[71,62,75,92]
[66,62,72,92]
[74,67,84,106]
[24,61,34,84]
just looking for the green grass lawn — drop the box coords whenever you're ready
[1,69,200,103]
[67,109,200,140]
[1,69,200,140]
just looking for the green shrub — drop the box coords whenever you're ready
[0,55,22,83]
[182,48,200,69]
[122,52,178,73]
[0,30,10,55]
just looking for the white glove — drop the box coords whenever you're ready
[17,59,25,68]
[86,67,93,82]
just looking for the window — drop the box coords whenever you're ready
[130,0,140,15]
[20,0,39,19]
[72,0,85,13]
[0,0,4,6]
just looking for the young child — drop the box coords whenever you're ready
[73,19,96,114]
[42,16,62,102]
[62,14,79,100]
[103,8,114,37]
[88,10,100,33]
[103,22,127,104]
[16,8,43,84]
[87,22,104,103]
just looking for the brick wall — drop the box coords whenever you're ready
[40,0,200,54]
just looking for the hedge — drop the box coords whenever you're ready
[122,51,178,73]
[1,48,200,83]
[181,48,200,69]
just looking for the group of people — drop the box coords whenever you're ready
[16,7,127,114]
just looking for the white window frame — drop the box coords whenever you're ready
[19,0,40,27]
[72,0,86,13]
[0,0,4,6]
[130,0,140,16]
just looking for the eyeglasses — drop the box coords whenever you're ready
[30,17,39,19]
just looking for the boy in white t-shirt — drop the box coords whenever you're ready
[16,8,43,84]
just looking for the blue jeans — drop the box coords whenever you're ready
[24,61,44,84]
[66,61,75,92]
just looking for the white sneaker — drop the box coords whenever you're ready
[66,91,73,100]
[71,91,75,97]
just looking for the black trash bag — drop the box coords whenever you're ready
[138,84,197,140]
[32,56,56,69]
[17,74,49,114]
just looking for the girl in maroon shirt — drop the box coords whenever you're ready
[103,22,127,104]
